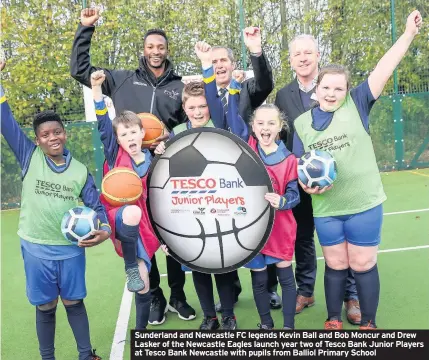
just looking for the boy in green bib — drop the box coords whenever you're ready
[293,10,423,330]
[1,61,110,359]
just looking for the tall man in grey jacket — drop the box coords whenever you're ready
[70,8,194,327]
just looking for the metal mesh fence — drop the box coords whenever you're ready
[1,122,103,209]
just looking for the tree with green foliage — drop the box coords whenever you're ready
[1,0,428,207]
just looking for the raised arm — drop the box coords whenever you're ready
[202,66,225,129]
[227,75,248,141]
[243,27,274,109]
[70,8,116,96]
[91,70,118,167]
[368,10,423,99]
[195,41,226,129]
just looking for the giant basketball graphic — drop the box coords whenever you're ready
[147,128,275,274]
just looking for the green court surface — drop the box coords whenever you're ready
[1,169,429,359]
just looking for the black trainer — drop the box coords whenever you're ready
[199,316,220,330]
[221,316,237,330]
[148,296,168,325]
[168,299,196,321]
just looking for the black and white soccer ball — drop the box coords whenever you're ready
[298,150,337,188]
[147,128,275,274]
[61,206,99,245]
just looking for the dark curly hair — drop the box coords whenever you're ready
[144,29,168,48]
[33,110,64,134]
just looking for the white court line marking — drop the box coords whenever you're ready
[376,245,429,254]
[384,208,429,216]
[110,283,133,360]
[110,207,429,359]
[158,244,429,275]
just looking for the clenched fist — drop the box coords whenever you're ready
[194,41,212,68]
[81,8,100,27]
[91,70,106,87]
[243,27,262,54]
[405,10,423,37]
[232,70,245,83]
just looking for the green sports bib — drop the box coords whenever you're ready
[294,94,386,217]
[18,147,88,245]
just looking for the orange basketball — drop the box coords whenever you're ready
[138,113,164,148]
[101,167,143,207]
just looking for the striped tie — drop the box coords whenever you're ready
[219,88,228,115]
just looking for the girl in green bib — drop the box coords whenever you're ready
[293,10,423,330]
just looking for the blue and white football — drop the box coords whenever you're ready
[61,206,99,245]
[298,150,337,188]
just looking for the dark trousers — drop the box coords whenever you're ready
[293,188,358,300]
[293,188,317,297]
[149,255,186,301]
[150,255,275,302]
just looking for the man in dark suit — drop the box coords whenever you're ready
[212,27,282,312]
[274,34,361,325]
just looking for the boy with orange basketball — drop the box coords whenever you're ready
[91,69,160,330]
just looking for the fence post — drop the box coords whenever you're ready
[390,0,404,169]
[91,125,104,191]
[238,0,247,71]
[392,95,404,169]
